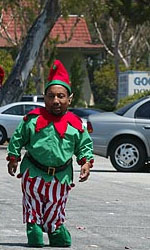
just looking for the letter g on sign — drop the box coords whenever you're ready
[134,77,140,85]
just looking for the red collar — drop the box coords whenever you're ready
[25,107,84,138]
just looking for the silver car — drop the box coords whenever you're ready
[88,96,150,172]
[0,102,45,144]
[0,102,88,145]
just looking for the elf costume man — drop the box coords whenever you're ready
[7,60,94,248]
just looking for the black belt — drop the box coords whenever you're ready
[26,152,72,176]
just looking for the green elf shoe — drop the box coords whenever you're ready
[48,224,71,247]
[27,223,44,247]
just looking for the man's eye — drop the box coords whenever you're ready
[47,95,53,98]
[58,94,65,98]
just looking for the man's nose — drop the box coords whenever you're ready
[53,96,59,103]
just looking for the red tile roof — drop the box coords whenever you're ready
[50,16,102,49]
[0,9,22,47]
[0,12,102,49]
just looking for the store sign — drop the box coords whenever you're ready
[134,77,150,86]
[130,74,150,94]
[118,71,150,100]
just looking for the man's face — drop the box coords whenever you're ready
[44,85,72,116]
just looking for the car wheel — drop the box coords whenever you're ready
[0,126,7,145]
[109,138,146,172]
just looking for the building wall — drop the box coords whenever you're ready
[57,50,94,106]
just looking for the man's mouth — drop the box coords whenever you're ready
[52,106,61,113]
[53,106,61,110]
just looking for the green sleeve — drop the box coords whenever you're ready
[74,127,94,164]
[7,119,30,157]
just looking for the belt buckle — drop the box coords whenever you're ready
[47,167,55,176]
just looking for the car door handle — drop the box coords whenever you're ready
[144,126,150,129]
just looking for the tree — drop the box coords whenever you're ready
[2,0,150,106]
[70,56,85,107]
[88,1,150,104]
[93,63,117,111]
[0,50,14,83]
[0,0,49,95]
[0,0,43,48]
[61,0,150,106]
[0,0,61,106]
[0,0,84,101]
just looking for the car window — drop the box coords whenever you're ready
[2,105,24,115]
[135,101,150,119]
[69,108,101,118]
[20,95,44,102]
[85,109,101,115]
[24,104,42,114]
[21,96,33,101]
[69,109,85,117]
[37,97,44,102]
[115,96,149,116]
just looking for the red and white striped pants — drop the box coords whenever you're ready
[21,169,71,233]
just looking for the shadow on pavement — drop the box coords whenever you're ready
[90,169,116,172]
[0,242,50,248]
[0,146,7,150]
[75,169,150,173]
[0,243,26,247]
[74,169,116,173]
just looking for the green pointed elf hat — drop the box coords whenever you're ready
[45,60,72,94]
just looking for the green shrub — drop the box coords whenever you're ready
[93,63,117,111]
[116,91,150,109]
[93,61,150,111]
[70,56,85,107]
[0,49,14,84]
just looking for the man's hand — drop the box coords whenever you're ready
[79,162,90,182]
[7,161,18,176]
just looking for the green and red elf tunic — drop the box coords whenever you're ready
[7,107,94,185]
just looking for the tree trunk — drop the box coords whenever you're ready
[35,47,45,95]
[0,0,61,106]
[113,20,123,106]
[114,48,120,105]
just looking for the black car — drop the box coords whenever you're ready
[68,107,103,119]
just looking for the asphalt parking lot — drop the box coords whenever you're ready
[1,146,150,250]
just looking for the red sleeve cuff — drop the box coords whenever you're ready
[6,155,21,162]
[77,157,94,168]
